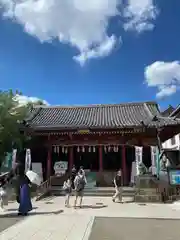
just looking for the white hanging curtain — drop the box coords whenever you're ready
[151,146,158,175]
[56,146,59,154]
[88,146,91,152]
[135,146,143,176]
[77,146,80,152]
[12,149,17,169]
[53,146,56,153]
[65,148,68,154]
[61,146,64,153]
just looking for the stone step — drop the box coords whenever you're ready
[135,194,162,203]
[50,187,136,197]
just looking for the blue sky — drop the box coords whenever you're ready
[0,0,180,110]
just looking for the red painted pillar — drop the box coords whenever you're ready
[122,145,127,186]
[47,135,52,179]
[69,146,74,171]
[99,145,103,171]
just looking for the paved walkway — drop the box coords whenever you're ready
[1,196,180,240]
[89,217,180,240]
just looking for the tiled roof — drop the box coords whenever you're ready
[25,102,180,130]
[161,105,175,117]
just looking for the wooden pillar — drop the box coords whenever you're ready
[69,146,74,171]
[47,135,52,179]
[99,145,103,171]
[122,145,127,185]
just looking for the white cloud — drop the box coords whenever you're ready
[14,95,49,106]
[145,61,180,98]
[123,0,158,33]
[73,35,120,66]
[0,0,158,65]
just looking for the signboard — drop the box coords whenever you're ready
[54,161,68,176]
[168,169,180,185]
[78,129,90,134]
[32,163,43,182]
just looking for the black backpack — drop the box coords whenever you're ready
[76,176,86,191]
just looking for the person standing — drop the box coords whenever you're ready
[74,169,87,208]
[63,176,72,207]
[71,165,77,190]
[15,167,32,216]
[112,170,123,203]
[79,166,85,176]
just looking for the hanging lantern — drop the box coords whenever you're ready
[62,147,64,153]
[54,146,56,153]
[82,146,85,152]
[88,146,91,152]
[116,146,119,152]
[65,148,68,154]
[108,146,111,152]
[57,146,59,154]
[93,146,96,152]
[77,146,80,152]
[114,146,117,152]
[104,146,107,153]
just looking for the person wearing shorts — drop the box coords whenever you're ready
[74,170,87,208]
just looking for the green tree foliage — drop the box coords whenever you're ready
[0,90,45,166]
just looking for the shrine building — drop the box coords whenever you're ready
[21,101,180,186]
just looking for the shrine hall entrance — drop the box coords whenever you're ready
[102,146,122,171]
[73,146,99,171]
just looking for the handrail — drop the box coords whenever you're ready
[36,178,50,201]
[35,175,57,201]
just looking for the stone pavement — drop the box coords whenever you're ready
[88,217,180,240]
[1,196,180,240]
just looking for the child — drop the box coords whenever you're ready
[63,177,72,207]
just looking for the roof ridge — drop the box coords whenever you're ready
[33,101,157,109]
[169,104,180,117]
[25,107,42,122]
[143,102,154,118]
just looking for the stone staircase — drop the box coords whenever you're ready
[50,186,136,197]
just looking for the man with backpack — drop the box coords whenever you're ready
[74,169,87,208]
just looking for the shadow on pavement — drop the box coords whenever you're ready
[0,209,64,218]
[80,204,108,209]
[7,207,38,212]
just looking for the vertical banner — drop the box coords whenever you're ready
[130,161,137,185]
[156,148,160,178]
[151,146,158,175]
[135,146,143,176]
[12,149,17,170]
[25,149,31,173]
